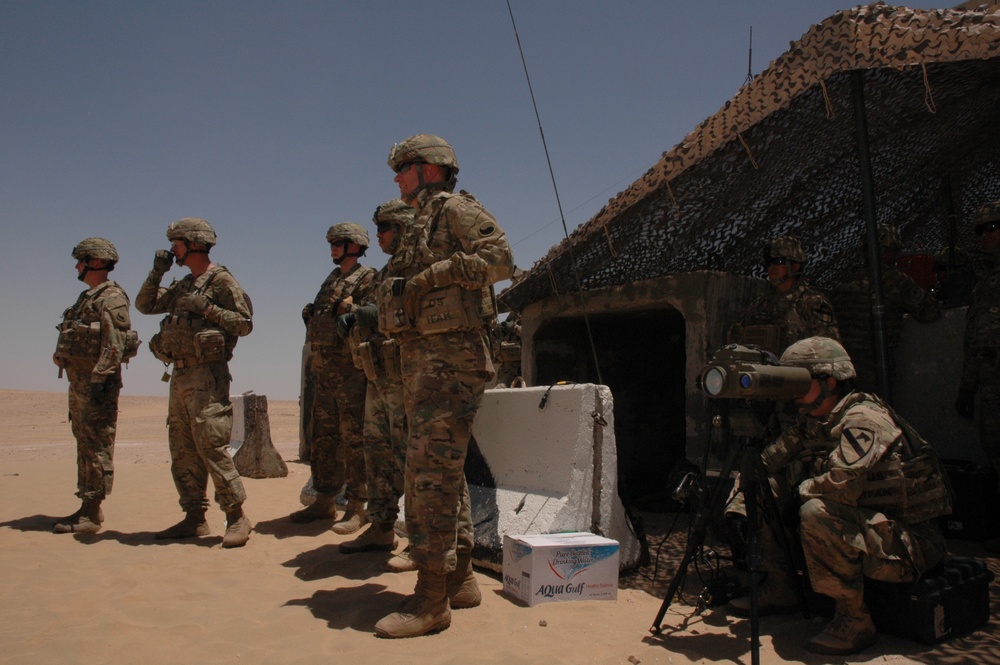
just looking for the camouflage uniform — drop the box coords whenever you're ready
[834,224,941,391]
[303,262,375,503]
[798,391,950,603]
[729,281,841,355]
[54,242,136,512]
[384,185,513,573]
[136,221,253,525]
[493,312,523,387]
[958,203,1000,481]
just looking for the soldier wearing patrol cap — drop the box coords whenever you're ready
[52,238,138,534]
[136,218,254,548]
[292,222,376,533]
[776,337,951,655]
[956,201,1000,553]
[371,134,514,639]
[728,235,841,356]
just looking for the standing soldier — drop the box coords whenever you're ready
[136,218,253,548]
[52,238,138,534]
[956,201,1000,553]
[372,134,514,638]
[834,223,940,391]
[729,235,840,355]
[337,200,413,558]
[291,223,375,534]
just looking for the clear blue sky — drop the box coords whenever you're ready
[1,1,950,400]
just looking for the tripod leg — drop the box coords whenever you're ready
[650,438,741,633]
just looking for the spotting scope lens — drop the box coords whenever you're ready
[702,367,726,396]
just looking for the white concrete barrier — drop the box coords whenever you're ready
[467,383,641,571]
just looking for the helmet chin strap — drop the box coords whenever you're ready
[176,241,208,266]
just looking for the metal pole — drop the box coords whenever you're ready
[850,70,892,403]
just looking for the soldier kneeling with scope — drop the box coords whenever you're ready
[709,337,951,656]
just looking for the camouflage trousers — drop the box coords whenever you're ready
[167,362,246,513]
[724,471,802,574]
[67,368,121,501]
[400,330,492,574]
[799,498,946,600]
[363,374,406,525]
[306,350,367,499]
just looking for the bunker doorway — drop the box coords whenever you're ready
[533,308,686,510]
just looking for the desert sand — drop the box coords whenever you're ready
[0,389,997,664]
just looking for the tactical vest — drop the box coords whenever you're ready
[148,269,236,366]
[968,265,1000,349]
[55,282,139,363]
[306,266,372,348]
[842,393,953,524]
[377,192,495,336]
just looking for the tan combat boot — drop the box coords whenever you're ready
[386,545,419,573]
[288,493,339,524]
[155,509,210,539]
[374,570,451,638]
[54,501,104,528]
[331,498,367,535]
[53,499,103,534]
[222,507,252,548]
[447,550,482,609]
[339,522,398,554]
[805,595,877,655]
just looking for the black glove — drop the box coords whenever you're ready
[89,381,108,401]
[178,293,210,315]
[355,304,378,332]
[337,313,357,338]
[302,303,315,325]
[152,249,174,276]
[955,388,976,419]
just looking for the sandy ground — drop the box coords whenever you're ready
[0,389,997,665]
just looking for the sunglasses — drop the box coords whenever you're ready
[976,220,1000,235]
[765,256,790,265]
[375,222,394,234]
[329,239,349,248]
[396,161,424,175]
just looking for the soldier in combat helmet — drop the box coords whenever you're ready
[292,222,376,534]
[336,200,413,559]
[372,134,514,638]
[775,337,951,655]
[136,218,254,548]
[955,201,1000,553]
[729,235,840,355]
[52,238,139,534]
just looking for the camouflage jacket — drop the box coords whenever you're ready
[305,263,375,352]
[136,265,252,358]
[728,281,840,355]
[54,280,133,383]
[960,257,1000,391]
[835,263,940,351]
[798,392,951,524]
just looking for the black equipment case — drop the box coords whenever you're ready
[864,556,994,644]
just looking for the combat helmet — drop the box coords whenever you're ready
[326,222,370,249]
[372,199,414,228]
[764,235,807,265]
[166,217,217,248]
[780,336,856,381]
[387,134,460,175]
[72,237,119,265]
[878,223,902,250]
[973,201,1000,234]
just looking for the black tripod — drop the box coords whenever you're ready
[649,400,804,665]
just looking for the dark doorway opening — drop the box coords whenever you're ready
[533,308,687,510]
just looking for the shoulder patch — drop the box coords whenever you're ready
[839,426,875,465]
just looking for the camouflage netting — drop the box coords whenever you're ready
[501,3,1000,312]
